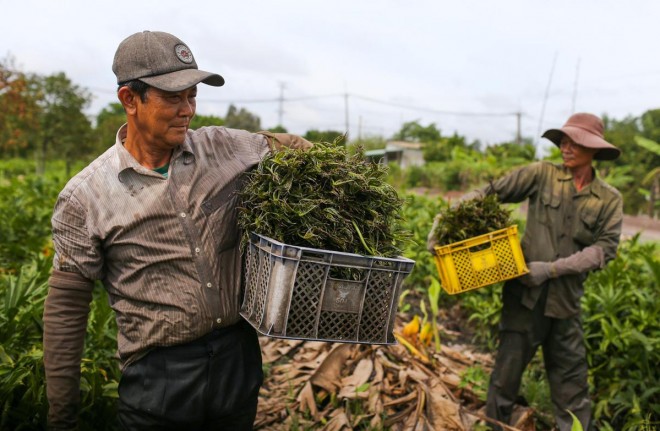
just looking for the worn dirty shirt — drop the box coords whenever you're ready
[480,161,622,318]
[51,124,270,367]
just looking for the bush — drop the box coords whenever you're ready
[0,161,119,430]
[0,175,61,273]
[582,236,659,430]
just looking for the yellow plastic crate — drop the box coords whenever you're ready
[433,225,528,294]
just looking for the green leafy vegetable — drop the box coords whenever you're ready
[430,194,511,246]
[237,140,411,257]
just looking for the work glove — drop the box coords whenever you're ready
[519,261,554,287]
[552,245,605,276]
[519,245,605,287]
[426,214,442,254]
[258,131,313,151]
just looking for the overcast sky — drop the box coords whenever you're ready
[3,0,660,154]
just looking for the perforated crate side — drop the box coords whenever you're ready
[285,259,327,339]
[242,233,415,344]
[433,225,528,295]
[241,241,259,316]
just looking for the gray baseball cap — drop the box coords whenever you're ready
[112,30,224,91]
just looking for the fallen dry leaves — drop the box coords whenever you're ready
[255,317,536,431]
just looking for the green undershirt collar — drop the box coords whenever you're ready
[153,163,169,178]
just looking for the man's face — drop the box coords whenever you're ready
[559,135,598,170]
[134,86,197,149]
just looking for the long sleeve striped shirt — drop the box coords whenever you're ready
[51,124,270,366]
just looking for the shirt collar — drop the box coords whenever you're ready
[114,124,196,180]
[559,165,607,198]
[558,163,604,198]
[556,163,573,181]
[115,124,142,175]
[584,171,606,199]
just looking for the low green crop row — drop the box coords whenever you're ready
[0,161,657,430]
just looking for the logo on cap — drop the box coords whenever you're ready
[174,44,194,64]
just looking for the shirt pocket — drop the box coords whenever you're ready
[573,205,600,246]
[537,188,561,225]
[201,181,240,252]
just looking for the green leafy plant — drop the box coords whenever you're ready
[458,365,489,402]
[567,410,584,431]
[398,192,449,294]
[422,278,442,351]
[429,194,512,246]
[237,141,410,258]
[0,174,62,272]
[461,284,503,350]
[582,236,659,430]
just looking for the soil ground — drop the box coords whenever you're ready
[621,214,660,242]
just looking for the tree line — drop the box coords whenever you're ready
[1,56,658,216]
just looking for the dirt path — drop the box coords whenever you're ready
[622,214,660,242]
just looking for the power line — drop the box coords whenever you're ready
[351,94,518,117]
[12,70,525,140]
[80,81,519,119]
[277,81,286,126]
[199,93,342,104]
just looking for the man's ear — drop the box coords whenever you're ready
[118,86,138,115]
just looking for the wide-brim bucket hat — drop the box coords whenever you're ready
[113,31,224,92]
[542,113,621,161]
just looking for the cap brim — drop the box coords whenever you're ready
[140,69,224,92]
[542,126,621,161]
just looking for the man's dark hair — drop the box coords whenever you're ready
[118,80,150,102]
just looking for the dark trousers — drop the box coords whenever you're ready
[486,281,591,431]
[117,320,263,431]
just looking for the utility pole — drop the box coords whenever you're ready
[277,82,286,127]
[537,51,558,149]
[515,112,522,145]
[571,58,581,114]
[358,115,363,142]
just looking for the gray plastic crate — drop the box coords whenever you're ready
[240,233,415,344]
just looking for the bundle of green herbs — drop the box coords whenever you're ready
[430,194,512,246]
[237,141,410,258]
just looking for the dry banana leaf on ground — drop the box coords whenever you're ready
[254,318,536,431]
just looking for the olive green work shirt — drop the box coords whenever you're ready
[480,161,623,318]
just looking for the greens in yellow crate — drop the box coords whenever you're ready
[430,194,511,246]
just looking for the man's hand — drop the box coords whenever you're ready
[519,246,605,287]
[258,131,313,151]
[519,261,554,287]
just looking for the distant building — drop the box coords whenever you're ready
[364,148,398,165]
[386,141,424,168]
[387,141,425,168]
[363,141,425,168]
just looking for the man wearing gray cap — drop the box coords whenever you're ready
[43,30,311,430]
[428,113,623,431]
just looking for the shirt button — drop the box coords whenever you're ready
[207,282,212,288]
[180,212,186,218]
[216,318,222,324]
[195,247,201,253]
